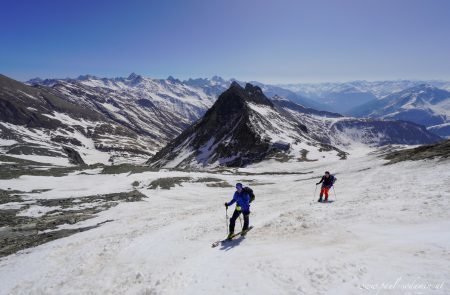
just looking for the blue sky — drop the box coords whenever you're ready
[1,0,449,83]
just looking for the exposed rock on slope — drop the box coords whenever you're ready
[384,139,450,164]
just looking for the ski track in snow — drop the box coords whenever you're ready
[0,153,449,294]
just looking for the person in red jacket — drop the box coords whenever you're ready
[316,171,336,202]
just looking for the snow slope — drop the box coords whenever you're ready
[0,151,449,294]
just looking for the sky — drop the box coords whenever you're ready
[1,0,450,84]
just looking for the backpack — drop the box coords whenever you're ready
[331,175,337,185]
[243,187,255,203]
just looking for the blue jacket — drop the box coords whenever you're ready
[227,190,250,212]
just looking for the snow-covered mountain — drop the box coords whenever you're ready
[5,73,316,166]
[148,83,440,168]
[280,80,450,99]
[1,74,217,165]
[1,74,444,167]
[278,80,450,114]
[349,84,450,137]
[1,73,324,166]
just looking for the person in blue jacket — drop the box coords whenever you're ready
[224,182,251,239]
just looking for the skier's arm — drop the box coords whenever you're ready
[244,193,250,205]
[226,193,237,206]
[316,176,324,185]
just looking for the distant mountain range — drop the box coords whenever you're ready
[349,84,450,137]
[0,73,444,167]
[279,80,450,116]
[29,75,450,119]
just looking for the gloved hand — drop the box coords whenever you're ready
[316,183,320,185]
[224,202,228,208]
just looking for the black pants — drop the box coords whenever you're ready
[229,209,249,233]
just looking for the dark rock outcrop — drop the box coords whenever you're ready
[385,139,450,164]
[63,146,86,165]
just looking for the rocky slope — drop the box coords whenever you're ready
[384,139,450,164]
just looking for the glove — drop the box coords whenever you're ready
[224,202,228,208]
[316,183,320,185]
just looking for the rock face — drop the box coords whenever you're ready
[148,83,442,168]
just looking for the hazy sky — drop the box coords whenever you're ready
[1,0,449,83]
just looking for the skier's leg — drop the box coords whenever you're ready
[324,187,329,201]
[229,210,240,234]
[318,187,324,202]
[242,211,250,231]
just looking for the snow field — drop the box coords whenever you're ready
[0,153,449,294]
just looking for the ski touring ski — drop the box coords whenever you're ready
[211,226,253,248]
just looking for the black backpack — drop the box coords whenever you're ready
[331,175,337,185]
[243,187,255,203]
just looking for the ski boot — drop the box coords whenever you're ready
[226,232,234,240]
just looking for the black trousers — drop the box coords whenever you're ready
[229,209,249,233]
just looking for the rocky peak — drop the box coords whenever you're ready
[127,72,138,79]
[219,82,273,108]
[167,76,181,84]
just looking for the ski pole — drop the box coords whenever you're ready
[333,186,337,201]
[226,207,229,234]
[239,216,242,230]
[313,185,318,202]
